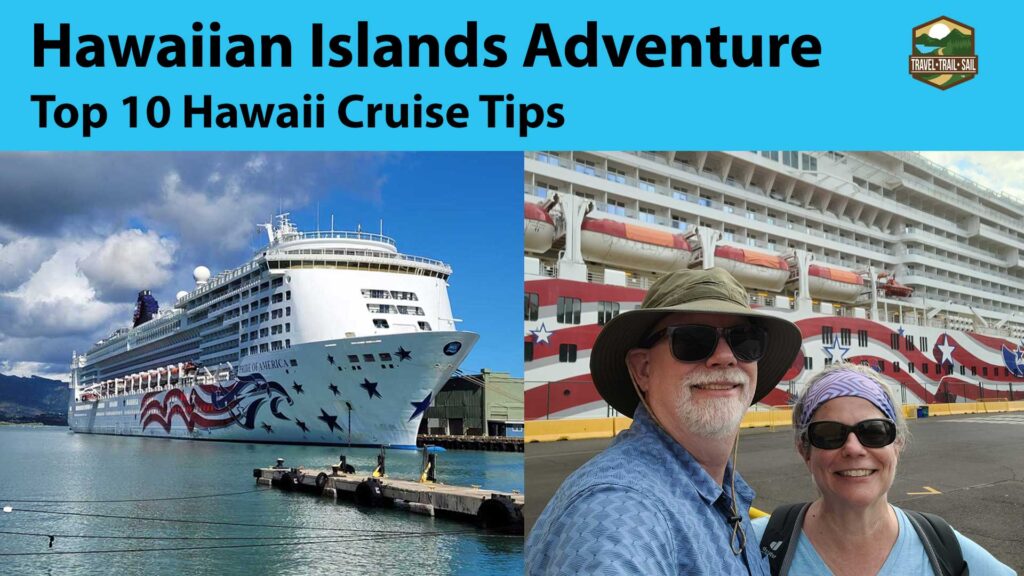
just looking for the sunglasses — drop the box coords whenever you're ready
[803,418,897,450]
[640,324,767,363]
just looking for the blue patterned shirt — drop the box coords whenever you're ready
[527,404,768,575]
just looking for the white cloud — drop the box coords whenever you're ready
[0,361,68,382]
[78,230,177,302]
[0,237,53,290]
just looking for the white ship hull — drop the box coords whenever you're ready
[70,331,477,448]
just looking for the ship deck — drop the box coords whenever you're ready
[525,412,1024,571]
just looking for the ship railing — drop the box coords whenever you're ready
[284,230,397,247]
[903,248,1024,289]
[891,152,1024,218]
[263,247,449,270]
[528,153,897,255]
[183,260,266,301]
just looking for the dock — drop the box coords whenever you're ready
[254,457,524,534]
[417,434,524,452]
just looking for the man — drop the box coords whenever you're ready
[526,268,802,575]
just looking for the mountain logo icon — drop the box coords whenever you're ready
[909,16,978,90]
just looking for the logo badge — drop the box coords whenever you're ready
[443,341,462,356]
[1001,340,1024,378]
[909,16,978,90]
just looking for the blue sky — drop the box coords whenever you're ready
[0,152,522,379]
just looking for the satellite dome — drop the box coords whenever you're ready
[193,266,211,285]
[176,290,188,301]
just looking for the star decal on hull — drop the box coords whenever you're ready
[530,323,554,345]
[261,422,273,433]
[396,346,412,361]
[318,409,342,433]
[328,383,340,396]
[295,419,309,433]
[822,336,850,362]
[292,382,304,394]
[935,334,957,366]
[327,354,335,365]
[361,378,382,399]
[409,393,432,421]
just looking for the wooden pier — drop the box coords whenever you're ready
[417,434,524,452]
[253,459,524,534]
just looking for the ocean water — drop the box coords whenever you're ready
[0,426,523,575]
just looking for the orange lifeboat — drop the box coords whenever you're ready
[713,244,789,292]
[878,272,914,298]
[580,218,691,272]
[525,202,556,253]
[807,264,864,303]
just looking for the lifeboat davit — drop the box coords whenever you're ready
[580,218,691,272]
[807,264,864,303]
[878,272,914,298]
[713,244,789,292]
[525,202,555,253]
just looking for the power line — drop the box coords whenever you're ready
[6,507,467,535]
[0,529,414,541]
[0,529,488,557]
[0,487,271,504]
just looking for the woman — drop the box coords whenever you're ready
[752,363,1015,575]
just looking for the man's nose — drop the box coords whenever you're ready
[706,335,736,368]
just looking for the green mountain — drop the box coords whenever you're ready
[0,373,69,420]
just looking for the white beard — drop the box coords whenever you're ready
[674,367,752,439]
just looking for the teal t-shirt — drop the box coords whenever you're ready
[751,506,1016,575]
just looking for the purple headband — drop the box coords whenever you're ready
[798,369,897,430]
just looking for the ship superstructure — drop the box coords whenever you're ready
[525,151,1024,420]
[70,215,477,447]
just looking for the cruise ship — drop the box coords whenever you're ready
[524,151,1024,420]
[69,215,477,448]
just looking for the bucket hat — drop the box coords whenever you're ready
[591,267,802,417]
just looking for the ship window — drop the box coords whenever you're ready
[919,337,928,351]
[285,339,290,348]
[890,333,900,350]
[982,366,988,376]
[804,356,813,370]
[801,154,817,171]
[824,358,832,367]
[242,305,249,313]
[285,323,290,332]
[363,354,375,362]
[525,341,534,362]
[638,177,656,193]
[272,278,283,288]
[607,167,626,184]
[349,355,359,363]
[821,326,833,344]
[574,159,596,176]
[271,341,283,351]
[559,344,577,363]
[840,329,851,347]
[906,336,915,351]
[723,229,735,242]
[909,362,915,374]
[922,363,929,374]
[373,319,389,328]
[557,297,582,325]
[525,293,540,321]
[240,334,248,343]
[271,325,282,335]
[639,207,656,223]
[379,353,392,361]
[286,307,291,317]
[240,349,248,358]
[272,293,283,303]
[260,328,269,338]
[607,200,626,216]
[259,343,269,353]
[418,321,431,331]
[971,365,977,376]
[286,291,291,300]
[877,360,886,373]
[893,361,901,373]
[598,301,620,325]
[671,186,687,201]
[960,365,966,376]
[250,346,257,354]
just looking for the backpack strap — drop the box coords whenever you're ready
[904,509,969,576]
[759,502,810,576]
